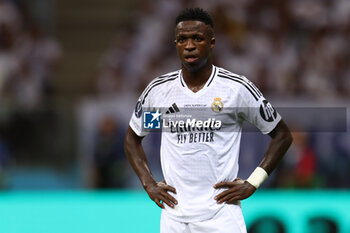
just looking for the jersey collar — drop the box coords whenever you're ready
[179,65,217,97]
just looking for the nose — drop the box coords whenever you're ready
[185,39,195,51]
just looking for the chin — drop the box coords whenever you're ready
[185,64,202,73]
[184,58,208,73]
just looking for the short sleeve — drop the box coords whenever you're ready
[237,76,281,134]
[129,88,154,137]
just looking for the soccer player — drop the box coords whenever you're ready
[124,8,293,233]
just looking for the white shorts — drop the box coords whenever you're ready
[160,204,247,233]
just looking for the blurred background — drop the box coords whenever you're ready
[0,0,349,232]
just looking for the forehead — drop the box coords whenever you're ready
[175,20,211,35]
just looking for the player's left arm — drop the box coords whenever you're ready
[214,119,293,204]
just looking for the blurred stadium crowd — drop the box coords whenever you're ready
[0,0,61,108]
[0,0,349,190]
[97,0,350,99]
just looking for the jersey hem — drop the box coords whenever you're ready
[261,115,282,135]
[129,120,148,137]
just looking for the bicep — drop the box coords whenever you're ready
[124,126,144,149]
[268,120,292,140]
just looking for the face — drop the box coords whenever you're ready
[175,21,215,73]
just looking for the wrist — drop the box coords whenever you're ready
[142,178,157,190]
[246,167,268,189]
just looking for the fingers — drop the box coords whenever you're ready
[215,190,242,204]
[154,194,177,209]
[164,192,178,205]
[215,188,231,201]
[164,185,177,194]
[217,193,238,204]
[214,184,256,204]
[214,178,249,204]
[151,183,178,209]
[160,193,176,208]
[214,179,244,199]
[214,178,244,189]
[213,181,231,189]
[154,198,164,209]
[160,184,178,206]
[227,197,240,204]
[160,188,177,206]
[158,182,177,194]
[215,188,240,204]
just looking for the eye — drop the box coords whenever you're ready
[177,37,186,43]
[194,36,203,42]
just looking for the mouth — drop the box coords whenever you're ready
[184,55,199,63]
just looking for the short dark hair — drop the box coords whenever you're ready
[175,8,213,28]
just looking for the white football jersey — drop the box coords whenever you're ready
[129,65,281,222]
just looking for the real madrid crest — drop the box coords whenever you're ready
[211,97,223,113]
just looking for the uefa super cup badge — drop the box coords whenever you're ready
[211,97,223,113]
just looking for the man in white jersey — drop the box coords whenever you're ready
[124,8,293,233]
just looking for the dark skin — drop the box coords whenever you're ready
[124,20,293,208]
[124,127,177,209]
[174,21,215,92]
[214,120,292,204]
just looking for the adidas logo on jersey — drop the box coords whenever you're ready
[166,103,180,114]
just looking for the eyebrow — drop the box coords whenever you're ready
[176,31,204,36]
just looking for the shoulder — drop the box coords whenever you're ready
[215,66,262,101]
[139,69,180,104]
[216,67,248,87]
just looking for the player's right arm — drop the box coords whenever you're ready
[124,126,177,209]
[125,73,179,208]
[124,125,177,209]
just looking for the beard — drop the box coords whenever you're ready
[183,57,208,73]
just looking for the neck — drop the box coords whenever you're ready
[182,62,213,92]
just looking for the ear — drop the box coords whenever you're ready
[174,39,177,45]
[210,37,215,49]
